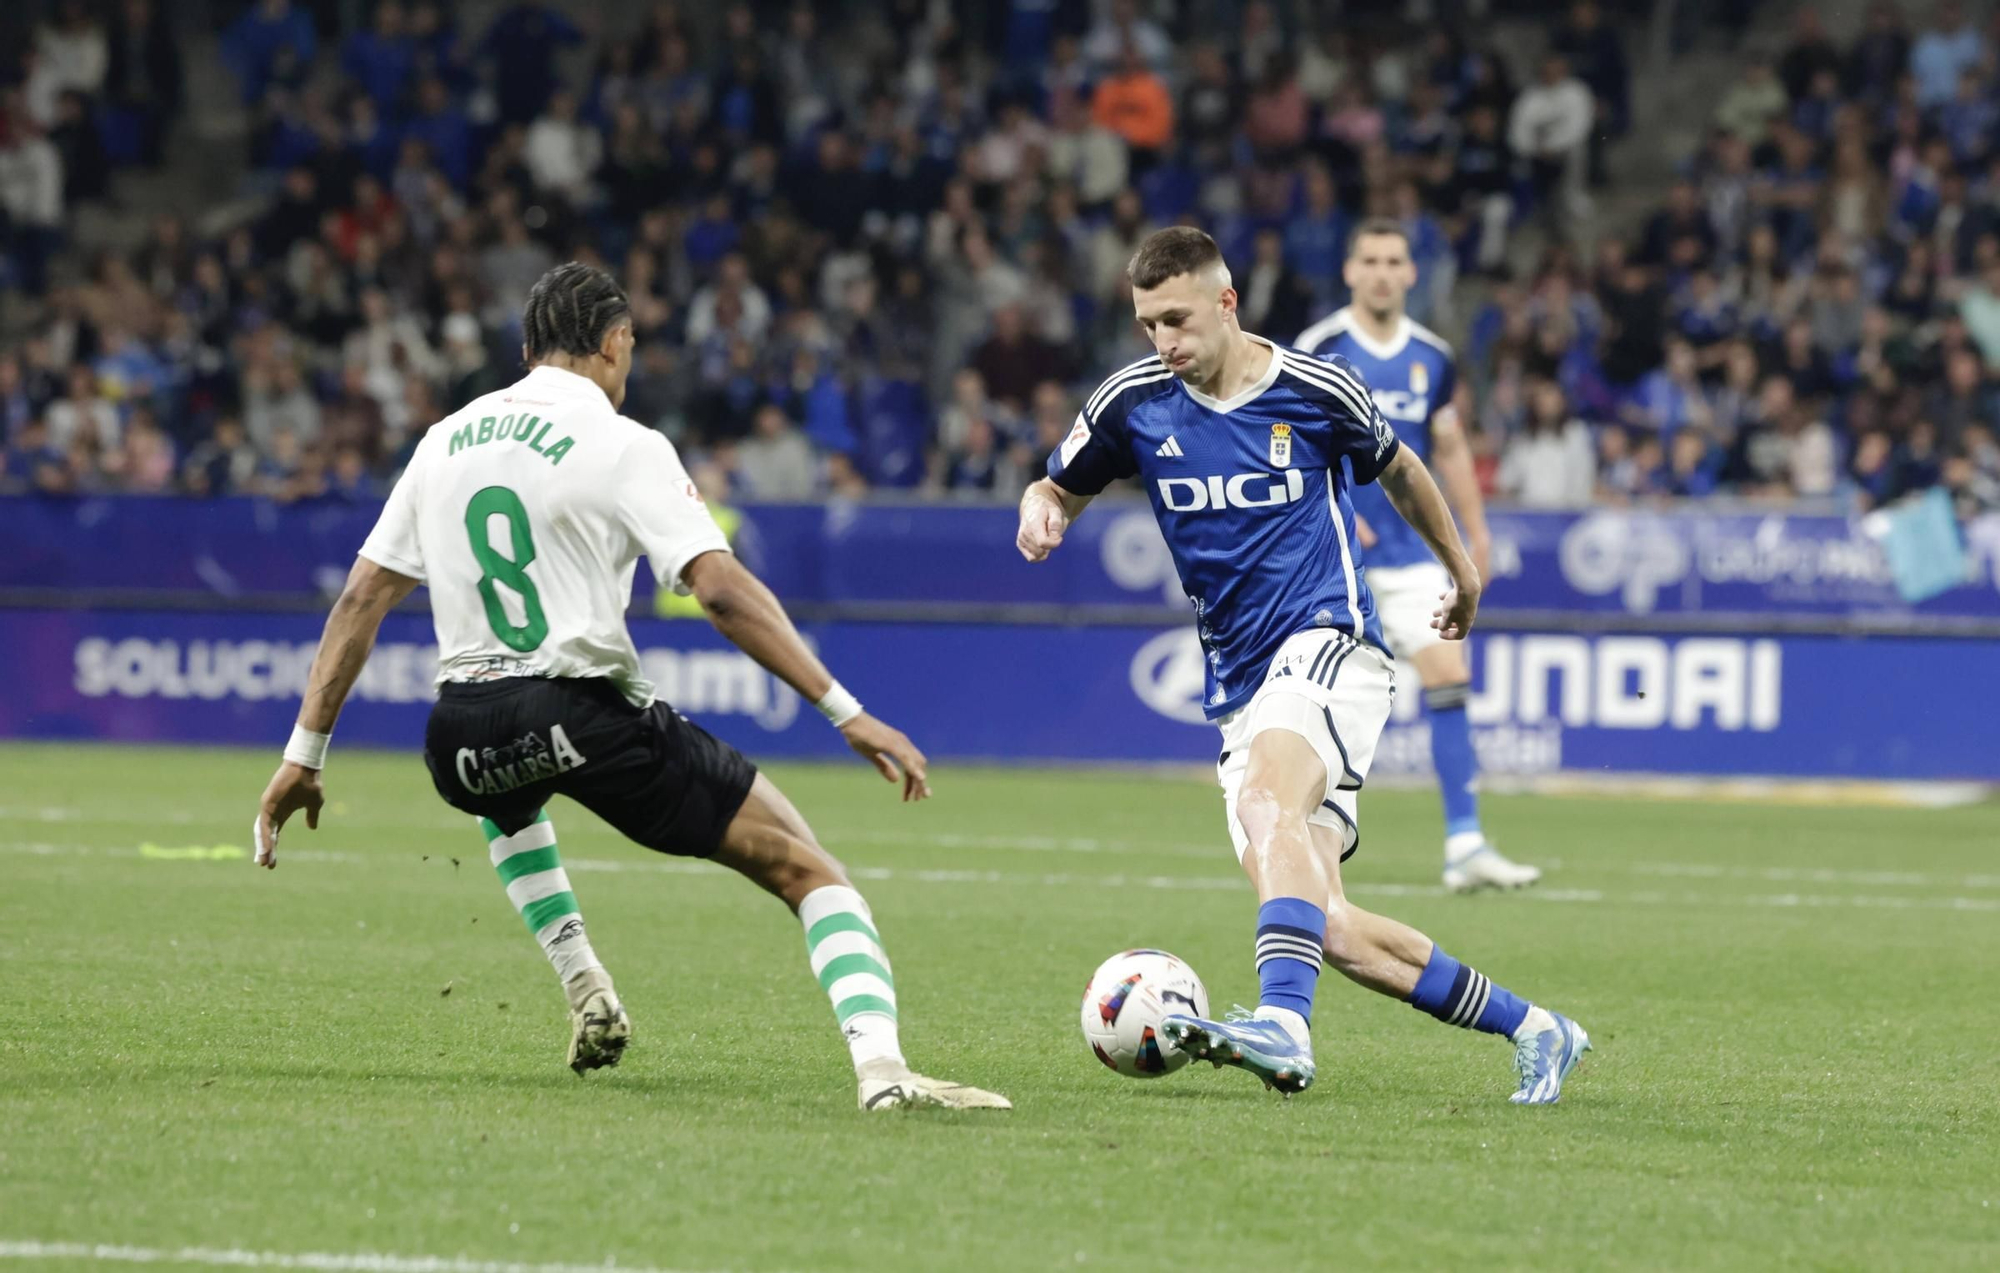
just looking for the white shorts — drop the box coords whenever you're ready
[1215,629,1396,863]
[1366,561,1451,659]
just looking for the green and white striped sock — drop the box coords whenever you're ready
[484,811,604,989]
[799,884,904,1070]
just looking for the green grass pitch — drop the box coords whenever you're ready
[3,742,1997,1271]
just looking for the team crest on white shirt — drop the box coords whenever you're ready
[1268,423,1293,468]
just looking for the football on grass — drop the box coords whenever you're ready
[1080,949,1209,1078]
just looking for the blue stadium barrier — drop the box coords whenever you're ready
[4,496,2000,626]
[3,498,1995,778]
[4,608,1994,781]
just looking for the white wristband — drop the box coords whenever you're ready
[284,725,331,770]
[815,683,864,728]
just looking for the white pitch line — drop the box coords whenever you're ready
[1629,862,2000,889]
[0,1241,730,1273]
[5,840,1996,914]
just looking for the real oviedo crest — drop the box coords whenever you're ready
[1269,423,1293,468]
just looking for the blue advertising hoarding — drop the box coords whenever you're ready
[5,497,2000,623]
[4,609,1993,781]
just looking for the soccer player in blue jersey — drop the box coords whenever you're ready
[1296,219,1543,892]
[1017,228,1588,1102]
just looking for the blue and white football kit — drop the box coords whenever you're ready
[1294,308,1459,659]
[1047,335,1402,861]
[1297,308,1500,863]
[1048,333,1588,1103]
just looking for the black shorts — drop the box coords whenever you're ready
[423,677,758,857]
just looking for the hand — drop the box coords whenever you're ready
[1355,514,1378,550]
[839,712,932,802]
[1016,490,1069,562]
[253,760,325,869]
[1431,577,1482,641]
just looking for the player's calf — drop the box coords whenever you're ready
[714,780,1010,1111]
[1407,944,1590,1103]
[485,810,630,1072]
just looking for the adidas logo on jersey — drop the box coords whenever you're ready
[1155,436,1184,457]
[1157,470,1306,512]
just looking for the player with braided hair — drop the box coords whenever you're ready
[253,262,1009,1112]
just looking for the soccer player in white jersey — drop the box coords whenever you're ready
[252,263,1007,1112]
[1296,220,1541,892]
[1018,229,1588,1102]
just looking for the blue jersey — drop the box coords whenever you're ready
[1048,338,1402,721]
[1295,308,1458,570]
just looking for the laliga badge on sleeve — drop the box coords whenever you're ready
[1269,422,1293,468]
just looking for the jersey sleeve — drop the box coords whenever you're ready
[1295,351,1402,485]
[1046,360,1160,495]
[357,455,427,581]
[615,428,733,594]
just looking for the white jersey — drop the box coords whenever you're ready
[358,364,730,707]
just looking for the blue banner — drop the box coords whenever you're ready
[5,496,2000,621]
[3,609,1993,780]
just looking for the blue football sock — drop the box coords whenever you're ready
[1408,944,1531,1038]
[1426,683,1482,844]
[1254,897,1326,1023]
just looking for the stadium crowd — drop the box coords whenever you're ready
[1,0,1998,521]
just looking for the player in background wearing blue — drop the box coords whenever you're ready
[1017,228,1588,1102]
[1296,220,1542,892]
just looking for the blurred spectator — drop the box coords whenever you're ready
[103,0,182,167]
[942,413,1025,495]
[1551,1,1627,186]
[45,364,120,452]
[1715,56,1788,146]
[342,1,416,112]
[524,90,601,205]
[971,304,1073,411]
[1,96,66,297]
[483,3,583,126]
[1508,55,1592,243]
[1911,0,1986,109]
[106,404,174,492]
[1237,228,1313,338]
[1846,3,1909,106]
[407,76,473,189]
[1083,0,1171,77]
[1777,7,1841,103]
[1496,380,1594,507]
[244,358,322,452]
[182,416,260,497]
[4,416,73,494]
[31,1,108,125]
[737,403,817,501]
[223,0,317,106]
[1091,46,1174,164]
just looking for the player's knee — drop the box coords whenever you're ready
[1239,785,1312,868]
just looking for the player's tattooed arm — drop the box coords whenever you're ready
[1016,478,1092,562]
[256,557,420,867]
[1428,401,1491,579]
[298,558,421,733]
[1375,446,1481,640]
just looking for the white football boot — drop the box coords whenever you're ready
[1443,842,1543,893]
[857,1059,1012,1111]
[564,969,631,1074]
